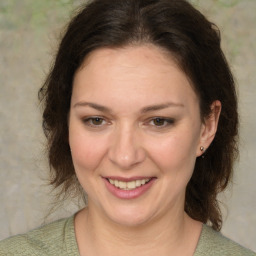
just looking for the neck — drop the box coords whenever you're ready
[75,205,202,256]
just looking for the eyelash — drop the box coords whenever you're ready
[82,116,175,129]
[147,117,175,128]
[82,117,109,127]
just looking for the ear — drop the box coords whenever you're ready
[197,100,221,157]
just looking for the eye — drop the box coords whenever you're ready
[83,117,107,127]
[149,117,174,127]
[91,117,104,125]
[152,118,166,126]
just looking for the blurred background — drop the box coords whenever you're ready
[0,0,255,251]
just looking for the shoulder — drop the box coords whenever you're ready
[195,225,256,256]
[0,216,79,256]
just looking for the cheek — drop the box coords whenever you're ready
[146,132,199,172]
[69,129,108,173]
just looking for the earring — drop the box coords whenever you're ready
[200,146,205,158]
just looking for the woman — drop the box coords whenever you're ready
[0,0,255,255]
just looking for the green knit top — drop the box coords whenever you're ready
[0,216,255,256]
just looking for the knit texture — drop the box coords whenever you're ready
[0,216,255,256]
[194,225,255,256]
[0,217,79,256]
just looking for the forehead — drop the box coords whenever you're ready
[78,44,184,80]
[81,44,177,67]
[72,45,199,112]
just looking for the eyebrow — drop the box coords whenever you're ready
[73,101,184,113]
[141,102,184,113]
[73,102,112,113]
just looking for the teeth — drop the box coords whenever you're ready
[119,181,126,189]
[127,181,135,189]
[108,178,150,190]
[135,180,141,187]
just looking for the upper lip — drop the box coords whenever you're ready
[103,176,156,182]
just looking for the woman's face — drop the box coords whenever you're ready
[69,45,208,226]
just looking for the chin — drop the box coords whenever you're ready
[112,215,150,228]
[104,204,156,228]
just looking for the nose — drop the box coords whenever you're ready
[108,125,146,170]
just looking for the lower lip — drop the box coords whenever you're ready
[103,178,156,199]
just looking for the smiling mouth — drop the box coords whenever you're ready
[107,178,152,190]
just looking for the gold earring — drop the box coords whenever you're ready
[200,146,205,158]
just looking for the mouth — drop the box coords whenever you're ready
[103,176,156,199]
[107,178,152,190]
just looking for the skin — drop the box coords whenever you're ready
[69,44,221,256]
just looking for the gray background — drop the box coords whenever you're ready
[0,0,255,251]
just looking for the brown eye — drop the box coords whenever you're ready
[91,117,104,125]
[153,118,166,126]
[83,117,107,127]
[149,117,174,128]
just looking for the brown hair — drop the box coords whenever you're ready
[39,0,238,231]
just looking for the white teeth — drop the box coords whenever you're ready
[108,178,150,190]
[135,180,141,187]
[127,181,136,189]
[119,181,126,189]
